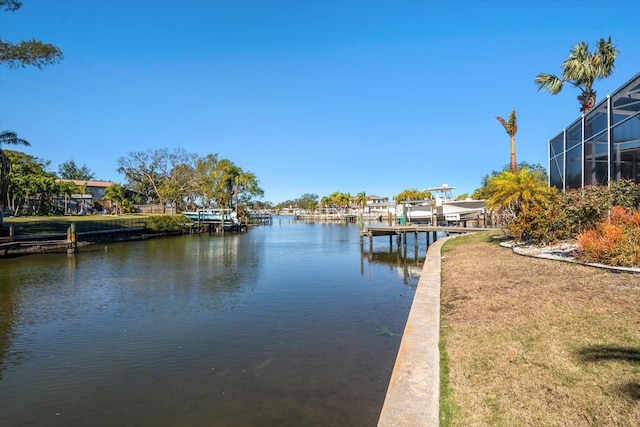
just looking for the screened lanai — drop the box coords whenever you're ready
[549,72,640,190]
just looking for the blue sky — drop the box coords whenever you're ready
[2,0,639,204]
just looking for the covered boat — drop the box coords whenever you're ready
[182,208,237,223]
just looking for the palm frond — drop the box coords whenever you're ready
[0,130,30,147]
[595,36,618,78]
[534,73,564,94]
[566,41,590,62]
[507,110,517,135]
[495,110,517,136]
[562,53,596,88]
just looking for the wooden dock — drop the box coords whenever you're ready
[247,210,273,224]
[187,220,247,234]
[360,224,492,251]
[0,227,149,257]
[294,213,358,223]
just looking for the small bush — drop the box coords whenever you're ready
[576,206,640,267]
[610,179,640,209]
[145,215,187,232]
[509,204,562,244]
[556,186,611,236]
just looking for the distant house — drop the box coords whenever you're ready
[348,195,396,215]
[56,179,116,213]
[365,195,395,215]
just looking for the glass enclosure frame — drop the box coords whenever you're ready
[548,73,640,190]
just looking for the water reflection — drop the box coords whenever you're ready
[0,275,17,381]
[359,230,437,286]
[0,223,412,426]
[361,249,424,286]
[0,235,257,381]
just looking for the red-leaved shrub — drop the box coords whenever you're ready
[576,206,640,267]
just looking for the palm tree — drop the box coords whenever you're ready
[394,189,432,203]
[495,110,518,172]
[330,192,350,212]
[0,131,30,217]
[355,191,367,213]
[320,196,331,212]
[535,37,618,113]
[233,171,261,211]
[103,184,127,215]
[485,168,552,225]
[213,159,239,209]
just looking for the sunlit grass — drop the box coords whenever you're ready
[441,230,501,254]
[440,236,640,425]
[439,321,465,426]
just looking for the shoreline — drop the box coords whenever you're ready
[379,232,640,425]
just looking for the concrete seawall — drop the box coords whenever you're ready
[378,236,453,426]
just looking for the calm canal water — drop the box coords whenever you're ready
[0,218,428,426]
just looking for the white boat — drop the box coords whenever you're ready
[396,200,435,223]
[425,184,486,222]
[182,208,237,223]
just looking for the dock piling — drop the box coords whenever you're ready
[66,223,78,254]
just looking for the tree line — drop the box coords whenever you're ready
[116,148,263,212]
[0,148,96,215]
[0,145,265,216]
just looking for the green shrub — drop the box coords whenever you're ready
[510,203,566,244]
[145,215,187,232]
[509,181,640,246]
[556,185,611,236]
[610,179,640,210]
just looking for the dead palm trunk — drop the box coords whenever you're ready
[578,89,597,113]
[509,133,516,172]
[495,110,518,172]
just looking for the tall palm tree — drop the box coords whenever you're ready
[535,37,618,113]
[355,191,367,213]
[495,110,518,172]
[0,131,30,215]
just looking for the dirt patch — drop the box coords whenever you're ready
[441,233,640,426]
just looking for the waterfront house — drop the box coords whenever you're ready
[56,179,116,213]
[365,195,396,216]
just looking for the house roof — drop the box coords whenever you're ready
[56,179,116,188]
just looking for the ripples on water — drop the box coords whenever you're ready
[0,220,428,426]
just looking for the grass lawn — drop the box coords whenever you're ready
[440,232,640,426]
